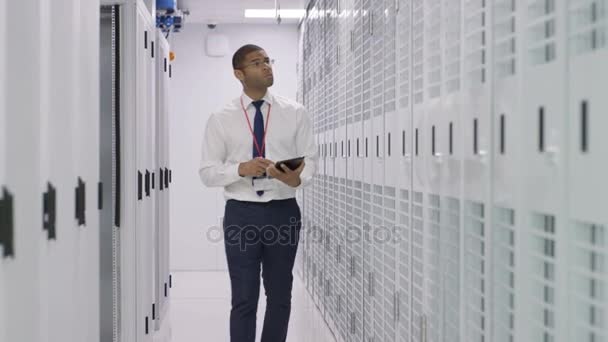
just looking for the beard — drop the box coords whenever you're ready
[244,74,274,90]
[264,77,274,87]
[252,77,273,88]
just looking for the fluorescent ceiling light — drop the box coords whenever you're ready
[244,9,306,19]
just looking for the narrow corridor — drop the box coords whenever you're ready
[169,271,337,342]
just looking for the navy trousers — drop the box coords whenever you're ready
[223,198,302,342]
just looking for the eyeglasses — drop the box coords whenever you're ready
[240,58,275,69]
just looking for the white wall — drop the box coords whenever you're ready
[169,23,300,271]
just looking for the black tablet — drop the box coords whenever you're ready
[275,157,305,172]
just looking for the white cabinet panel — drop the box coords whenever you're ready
[362,118,374,185]
[352,121,364,182]
[491,1,524,342]
[135,6,149,341]
[135,6,156,342]
[75,2,101,341]
[566,1,608,341]
[519,2,570,341]
[461,1,493,342]
[569,221,607,342]
[318,133,327,177]
[372,115,385,189]
[521,1,568,213]
[3,2,42,342]
[0,0,6,339]
[566,1,608,225]
[38,1,89,341]
[155,30,171,328]
[384,110,399,188]
[299,0,608,342]
[327,129,336,178]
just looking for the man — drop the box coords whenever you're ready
[199,44,318,342]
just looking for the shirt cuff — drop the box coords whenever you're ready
[292,174,311,190]
[231,162,243,179]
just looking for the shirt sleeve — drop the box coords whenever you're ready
[293,105,318,189]
[199,114,243,187]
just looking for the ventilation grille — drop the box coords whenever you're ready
[372,4,385,118]
[465,201,487,342]
[411,191,424,341]
[397,0,412,109]
[571,221,606,341]
[444,0,462,93]
[569,0,608,55]
[493,207,516,342]
[412,0,425,104]
[425,194,441,342]
[397,188,411,338]
[384,0,397,113]
[443,197,461,342]
[494,0,518,78]
[426,2,442,99]
[362,0,373,121]
[464,0,489,85]
[529,213,557,342]
[527,0,558,65]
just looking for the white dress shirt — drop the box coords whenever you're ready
[199,90,318,202]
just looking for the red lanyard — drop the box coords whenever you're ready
[240,97,272,158]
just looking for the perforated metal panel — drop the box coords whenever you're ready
[320,174,329,310]
[397,0,412,110]
[100,7,123,340]
[425,194,441,342]
[442,197,461,342]
[397,188,412,341]
[314,175,324,304]
[326,175,336,326]
[529,213,558,342]
[353,0,364,124]
[337,178,348,340]
[527,0,558,65]
[570,221,606,342]
[296,2,608,342]
[372,184,385,341]
[352,180,365,341]
[569,0,607,55]
[494,0,518,78]
[463,0,489,85]
[412,191,424,342]
[361,0,373,122]
[371,1,385,119]
[492,207,516,342]
[412,0,425,104]
[362,181,374,341]
[567,5,608,342]
[384,0,397,113]
[395,5,413,340]
[425,1,441,99]
[383,185,397,342]
[443,0,462,93]
[464,201,487,342]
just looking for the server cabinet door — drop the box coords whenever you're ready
[3,1,43,341]
[566,2,608,341]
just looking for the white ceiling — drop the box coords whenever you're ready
[178,0,309,25]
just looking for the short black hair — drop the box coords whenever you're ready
[232,44,264,69]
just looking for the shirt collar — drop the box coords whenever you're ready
[241,90,274,109]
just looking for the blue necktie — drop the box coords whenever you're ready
[252,100,265,196]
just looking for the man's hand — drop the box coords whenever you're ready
[266,161,305,188]
[238,158,274,177]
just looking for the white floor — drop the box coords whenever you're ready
[168,271,337,342]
